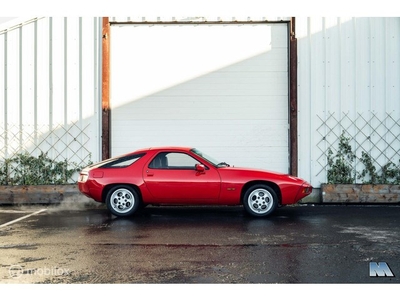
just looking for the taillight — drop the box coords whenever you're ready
[78,171,89,183]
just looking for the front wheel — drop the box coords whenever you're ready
[106,185,140,217]
[243,184,278,217]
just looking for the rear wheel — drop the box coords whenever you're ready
[106,185,140,217]
[243,184,278,217]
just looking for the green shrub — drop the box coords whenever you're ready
[0,152,91,185]
[327,133,400,184]
[327,134,356,184]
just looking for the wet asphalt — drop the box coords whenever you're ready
[0,203,399,284]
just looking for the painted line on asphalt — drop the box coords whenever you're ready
[0,209,47,228]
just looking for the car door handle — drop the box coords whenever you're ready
[146,171,154,176]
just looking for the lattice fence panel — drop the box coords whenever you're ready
[0,123,92,184]
[315,111,400,183]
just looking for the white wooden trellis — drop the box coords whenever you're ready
[315,111,400,183]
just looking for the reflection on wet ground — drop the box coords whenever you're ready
[0,204,399,283]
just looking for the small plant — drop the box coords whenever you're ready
[0,152,91,186]
[379,161,400,184]
[358,153,400,184]
[327,133,400,184]
[357,151,378,184]
[327,133,356,184]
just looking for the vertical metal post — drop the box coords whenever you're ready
[3,31,8,158]
[289,17,298,176]
[102,17,111,160]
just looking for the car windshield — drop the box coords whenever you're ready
[190,148,230,168]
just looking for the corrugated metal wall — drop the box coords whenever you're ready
[297,17,400,187]
[0,17,101,166]
[3,16,399,188]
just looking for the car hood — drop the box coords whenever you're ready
[217,166,305,182]
[222,166,285,174]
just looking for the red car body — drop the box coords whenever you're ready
[78,147,312,217]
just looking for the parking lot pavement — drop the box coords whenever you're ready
[0,204,399,284]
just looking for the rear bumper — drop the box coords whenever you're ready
[78,181,104,202]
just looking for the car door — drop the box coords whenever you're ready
[143,151,221,204]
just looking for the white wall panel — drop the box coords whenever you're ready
[297,17,400,187]
[0,17,101,165]
[111,23,289,172]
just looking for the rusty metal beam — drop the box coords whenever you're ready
[109,20,288,25]
[289,17,298,176]
[101,18,298,172]
[102,17,111,160]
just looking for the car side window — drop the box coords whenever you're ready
[98,153,145,168]
[149,152,201,170]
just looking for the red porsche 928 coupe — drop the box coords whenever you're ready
[78,147,312,217]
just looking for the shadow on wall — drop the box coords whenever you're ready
[110,23,290,172]
[0,17,100,171]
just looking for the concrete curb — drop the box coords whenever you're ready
[0,184,101,206]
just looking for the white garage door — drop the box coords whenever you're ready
[110,23,289,172]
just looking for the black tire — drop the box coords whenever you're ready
[243,184,278,217]
[106,185,140,217]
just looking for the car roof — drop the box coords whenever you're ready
[134,146,194,153]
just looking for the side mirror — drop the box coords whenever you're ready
[195,164,206,172]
